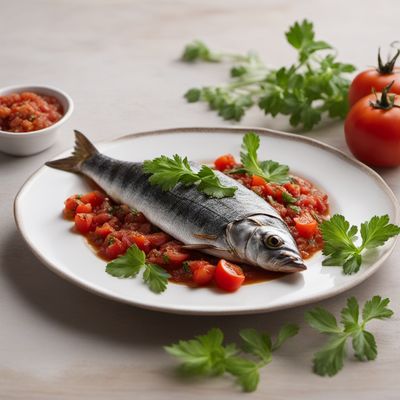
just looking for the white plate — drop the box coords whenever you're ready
[14,127,400,315]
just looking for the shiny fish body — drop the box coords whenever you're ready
[46,131,306,273]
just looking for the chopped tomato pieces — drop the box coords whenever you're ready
[294,213,318,239]
[80,191,105,207]
[214,154,236,171]
[192,262,216,286]
[76,203,92,213]
[215,259,245,292]
[74,213,93,234]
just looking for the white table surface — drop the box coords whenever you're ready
[1,0,399,399]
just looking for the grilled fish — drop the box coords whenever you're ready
[46,131,306,273]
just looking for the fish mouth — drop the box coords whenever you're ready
[276,260,307,273]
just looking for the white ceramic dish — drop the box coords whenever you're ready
[14,127,400,315]
[0,85,73,156]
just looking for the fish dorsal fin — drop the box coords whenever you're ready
[45,130,98,172]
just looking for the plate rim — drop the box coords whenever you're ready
[13,126,400,315]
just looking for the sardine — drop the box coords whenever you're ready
[46,131,306,273]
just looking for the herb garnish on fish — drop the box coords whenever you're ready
[143,154,237,198]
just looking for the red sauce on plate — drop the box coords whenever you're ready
[0,91,63,132]
[63,163,329,291]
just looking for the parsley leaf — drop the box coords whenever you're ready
[143,155,237,198]
[321,214,400,274]
[181,20,355,131]
[305,295,393,376]
[106,244,170,293]
[165,324,298,392]
[240,132,290,184]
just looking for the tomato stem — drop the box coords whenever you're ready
[369,81,400,110]
[377,48,400,74]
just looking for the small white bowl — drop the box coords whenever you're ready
[0,85,73,156]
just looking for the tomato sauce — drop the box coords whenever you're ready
[63,159,329,290]
[0,91,63,132]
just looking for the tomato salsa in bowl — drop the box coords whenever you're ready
[0,85,73,156]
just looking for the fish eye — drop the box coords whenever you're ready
[264,234,283,249]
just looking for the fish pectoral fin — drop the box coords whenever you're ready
[181,243,228,252]
[193,233,218,240]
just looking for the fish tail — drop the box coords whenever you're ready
[45,130,98,172]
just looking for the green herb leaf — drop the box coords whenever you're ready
[105,245,145,278]
[312,334,347,377]
[106,244,170,293]
[321,214,400,274]
[181,20,354,131]
[239,328,272,363]
[143,263,170,293]
[143,155,237,198]
[306,295,394,377]
[240,132,290,184]
[165,325,296,392]
[272,324,300,351]
[362,296,394,322]
[305,307,341,334]
[282,191,298,204]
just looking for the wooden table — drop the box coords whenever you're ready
[1,1,399,398]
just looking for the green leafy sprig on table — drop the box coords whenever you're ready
[321,214,400,274]
[143,154,237,198]
[165,324,299,392]
[106,244,170,293]
[305,296,394,377]
[237,132,290,184]
[181,20,356,131]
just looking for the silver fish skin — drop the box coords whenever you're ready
[46,131,306,273]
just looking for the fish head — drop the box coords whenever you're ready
[226,214,306,273]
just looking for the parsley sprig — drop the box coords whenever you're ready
[165,324,299,392]
[106,244,170,293]
[143,154,237,199]
[305,296,394,377]
[181,20,355,131]
[239,132,290,184]
[321,214,400,274]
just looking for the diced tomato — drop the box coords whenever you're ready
[188,260,210,272]
[251,175,267,187]
[93,212,112,226]
[294,213,318,239]
[214,259,245,292]
[76,203,93,213]
[161,241,190,266]
[283,182,300,197]
[80,191,105,207]
[146,232,171,247]
[105,238,127,259]
[192,263,215,286]
[94,222,114,238]
[74,213,93,234]
[214,154,236,171]
[64,195,81,218]
[122,232,151,253]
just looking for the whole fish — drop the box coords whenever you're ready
[46,131,306,273]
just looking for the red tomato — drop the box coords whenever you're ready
[164,246,190,266]
[349,50,400,106]
[214,259,245,292]
[76,203,92,213]
[95,223,114,238]
[294,213,318,239]
[80,191,105,207]
[74,213,93,234]
[105,238,126,259]
[123,233,151,253]
[192,263,215,286]
[146,232,171,247]
[214,154,236,171]
[64,195,81,218]
[345,89,400,167]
